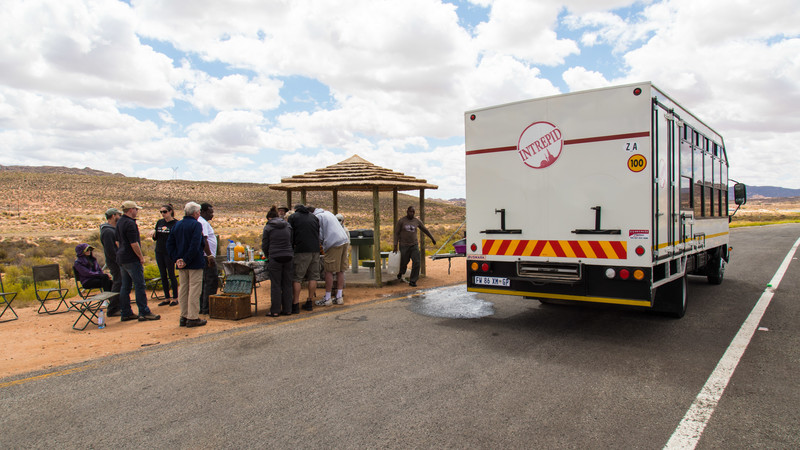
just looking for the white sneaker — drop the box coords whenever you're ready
[333,296,344,305]
[315,298,332,306]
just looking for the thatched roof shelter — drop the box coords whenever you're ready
[269,155,438,286]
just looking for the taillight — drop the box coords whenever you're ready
[619,269,630,280]
[481,263,490,272]
[635,246,645,256]
[633,269,644,280]
[470,262,479,271]
[470,243,478,252]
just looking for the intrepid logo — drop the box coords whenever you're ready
[517,121,563,169]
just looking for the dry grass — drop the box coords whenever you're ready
[730,196,800,227]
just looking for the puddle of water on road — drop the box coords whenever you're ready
[408,285,494,319]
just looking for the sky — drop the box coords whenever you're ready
[1,0,798,200]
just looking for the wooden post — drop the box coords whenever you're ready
[373,187,382,287]
[420,189,426,276]
[392,189,398,237]
[333,189,339,214]
[300,189,307,205]
[286,191,292,208]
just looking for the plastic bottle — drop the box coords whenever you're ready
[234,242,246,261]
[98,300,108,329]
[227,240,235,261]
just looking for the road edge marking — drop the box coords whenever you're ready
[664,236,800,449]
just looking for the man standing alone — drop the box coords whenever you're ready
[167,202,208,328]
[198,203,218,315]
[116,201,160,321]
[100,207,122,316]
[393,206,436,287]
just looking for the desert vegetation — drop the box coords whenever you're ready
[0,170,465,305]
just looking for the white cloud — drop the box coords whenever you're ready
[187,74,283,113]
[562,66,610,91]
[0,0,179,108]
[473,0,580,65]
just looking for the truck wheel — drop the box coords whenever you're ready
[707,254,725,285]
[654,275,687,318]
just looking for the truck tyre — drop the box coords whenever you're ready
[654,275,687,318]
[707,254,725,285]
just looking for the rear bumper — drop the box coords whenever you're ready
[466,260,654,307]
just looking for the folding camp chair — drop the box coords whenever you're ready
[0,273,18,323]
[73,267,102,300]
[146,277,165,301]
[33,264,71,314]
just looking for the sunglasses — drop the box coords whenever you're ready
[160,210,169,213]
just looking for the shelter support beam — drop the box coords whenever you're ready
[373,187,382,286]
[420,189,426,276]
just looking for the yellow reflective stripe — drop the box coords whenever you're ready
[468,287,653,307]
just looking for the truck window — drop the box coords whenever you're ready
[681,176,692,211]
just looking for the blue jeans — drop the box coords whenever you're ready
[119,261,151,317]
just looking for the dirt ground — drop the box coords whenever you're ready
[1,258,466,379]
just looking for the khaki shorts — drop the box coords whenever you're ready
[323,244,349,273]
[293,252,320,283]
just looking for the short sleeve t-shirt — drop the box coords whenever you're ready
[198,216,217,256]
[395,216,424,247]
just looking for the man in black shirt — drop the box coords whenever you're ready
[116,201,160,322]
[287,204,320,311]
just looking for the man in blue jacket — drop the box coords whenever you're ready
[167,202,208,328]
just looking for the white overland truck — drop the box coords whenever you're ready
[464,82,746,317]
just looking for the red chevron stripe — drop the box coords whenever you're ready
[589,241,607,258]
[610,241,626,258]
[497,240,511,255]
[568,240,586,258]
[513,240,528,256]
[531,240,547,256]
[550,240,566,257]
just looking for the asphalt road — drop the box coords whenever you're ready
[1,224,798,449]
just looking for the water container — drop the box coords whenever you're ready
[227,240,235,261]
[234,242,246,261]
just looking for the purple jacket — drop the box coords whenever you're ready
[73,243,105,283]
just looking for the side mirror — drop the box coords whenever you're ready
[733,183,747,206]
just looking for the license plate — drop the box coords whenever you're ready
[474,276,510,287]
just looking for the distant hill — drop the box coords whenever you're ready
[0,165,124,177]
[728,185,800,198]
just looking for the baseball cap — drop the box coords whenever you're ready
[105,207,122,217]
[121,201,141,210]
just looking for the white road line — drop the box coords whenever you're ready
[664,236,800,449]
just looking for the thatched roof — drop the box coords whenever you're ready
[269,155,438,192]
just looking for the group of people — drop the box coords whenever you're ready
[72,200,437,326]
[73,200,220,328]
[260,204,436,316]
[261,204,350,316]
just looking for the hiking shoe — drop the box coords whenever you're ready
[179,317,187,327]
[121,314,138,322]
[185,318,207,328]
[409,282,417,287]
[292,303,300,314]
[138,313,161,321]
[333,296,344,305]
[302,300,313,311]
[315,298,332,307]
[396,273,402,280]
[157,300,170,306]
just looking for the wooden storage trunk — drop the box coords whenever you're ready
[210,274,253,320]
[210,293,251,320]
